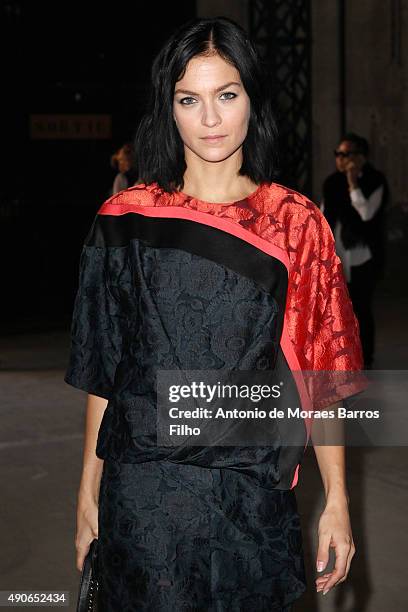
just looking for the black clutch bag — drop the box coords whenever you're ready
[76,538,99,611]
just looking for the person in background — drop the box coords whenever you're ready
[321,133,389,368]
[110,143,138,194]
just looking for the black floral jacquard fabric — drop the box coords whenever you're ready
[97,458,305,611]
[65,239,306,490]
[64,244,133,400]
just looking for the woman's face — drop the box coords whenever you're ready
[117,149,132,173]
[173,53,251,163]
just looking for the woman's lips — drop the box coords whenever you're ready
[201,135,226,142]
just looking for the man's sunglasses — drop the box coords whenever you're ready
[334,150,359,158]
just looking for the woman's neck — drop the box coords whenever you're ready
[180,142,261,202]
[180,174,260,203]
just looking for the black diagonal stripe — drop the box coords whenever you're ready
[86,212,287,305]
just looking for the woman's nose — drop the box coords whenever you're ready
[201,102,221,127]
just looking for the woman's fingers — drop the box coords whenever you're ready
[316,533,331,574]
[315,501,356,595]
[316,542,354,594]
[76,540,90,573]
[336,539,356,584]
[75,498,99,572]
[315,530,331,592]
[320,542,351,595]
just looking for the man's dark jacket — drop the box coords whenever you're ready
[322,161,389,273]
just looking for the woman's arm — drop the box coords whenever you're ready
[78,393,107,504]
[314,443,349,505]
[313,420,355,596]
[75,393,108,571]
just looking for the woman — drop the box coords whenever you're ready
[110,142,138,195]
[65,16,363,611]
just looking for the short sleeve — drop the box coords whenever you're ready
[308,212,366,408]
[64,218,132,400]
[312,220,363,372]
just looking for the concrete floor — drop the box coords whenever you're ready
[0,293,407,611]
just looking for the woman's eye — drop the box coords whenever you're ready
[178,92,237,105]
[220,92,237,100]
[179,97,196,105]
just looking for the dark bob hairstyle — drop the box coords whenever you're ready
[133,16,279,193]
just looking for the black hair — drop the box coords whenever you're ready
[340,132,369,157]
[133,16,279,192]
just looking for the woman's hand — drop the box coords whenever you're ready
[75,494,99,572]
[315,498,355,596]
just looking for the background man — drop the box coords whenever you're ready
[321,133,389,368]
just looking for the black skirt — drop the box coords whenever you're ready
[97,458,307,611]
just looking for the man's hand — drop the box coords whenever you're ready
[315,498,356,596]
[345,155,364,190]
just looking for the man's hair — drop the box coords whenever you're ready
[340,132,369,157]
[133,16,280,192]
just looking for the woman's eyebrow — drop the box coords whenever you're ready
[174,81,242,95]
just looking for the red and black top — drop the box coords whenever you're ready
[64,180,364,490]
